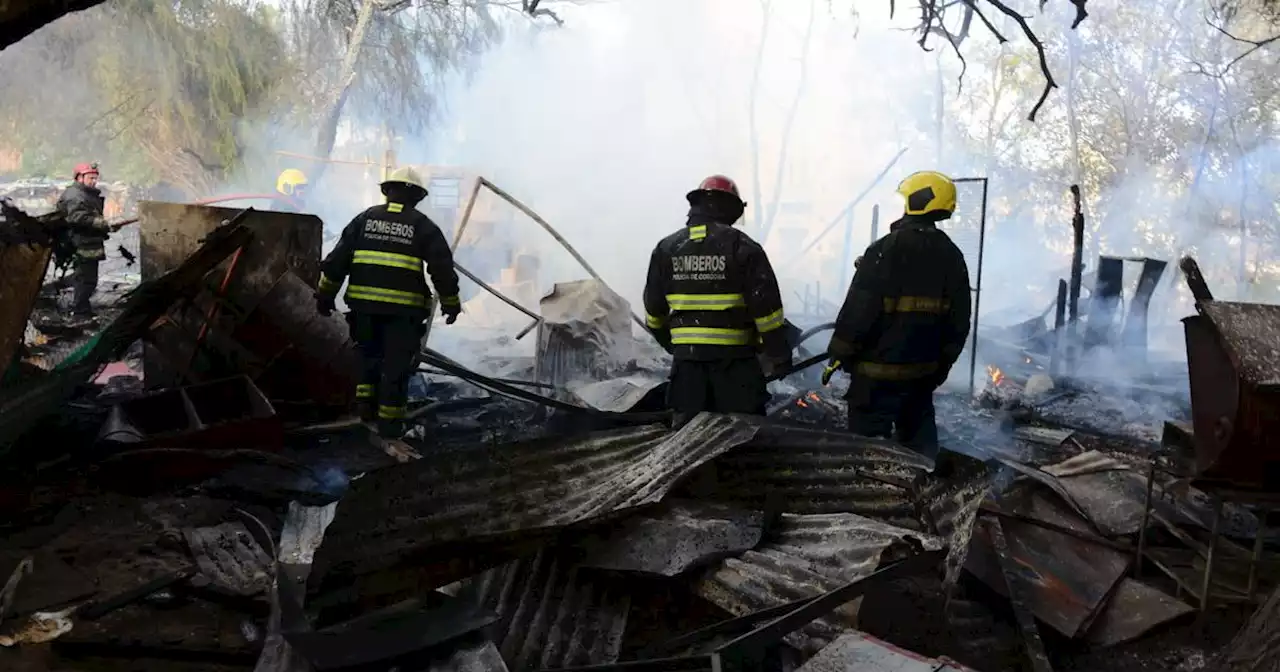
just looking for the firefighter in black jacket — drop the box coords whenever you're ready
[315,167,462,437]
[643,175,791,422]
[56,162,115,317]
[822,171,971,456]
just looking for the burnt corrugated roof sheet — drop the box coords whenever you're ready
[453,548,631,671]
[696,512,942,654]
[309,413,760,607]
[678,423,933,528]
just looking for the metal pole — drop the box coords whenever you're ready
[454,262,539,322]
[449,177,484,251]
[479,177,645,333]
[967,178,989,398]
[870,204,880,243]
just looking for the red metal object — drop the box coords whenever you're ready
[1184,301,1280,490]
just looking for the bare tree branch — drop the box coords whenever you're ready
[983,0,1058,121]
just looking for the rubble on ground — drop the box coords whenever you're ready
[0,200,1275,672]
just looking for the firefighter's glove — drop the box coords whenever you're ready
[315,292,335,317]
[441,304,461,325]
[821,359,842,386]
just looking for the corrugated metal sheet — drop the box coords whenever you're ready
[796,631,979,672]
[696,512,943,655]
[678,422,933,528]
[916,454,995,586]
[309,413,761,608]
[452,548,632,671]
[578,500,765,576]
[423,636,509,672]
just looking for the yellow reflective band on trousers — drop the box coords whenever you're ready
[318,274,340,293]
[439,295,461,307]
[665,293,745,311]
[754,308,785,333]
[856,361,939,380]
[378,405,406,419]
[355,384,374,399]
[352,250,422,272]
[387,203,404,213]
[882,296,949,313]
[76,247,106,260]
[346,284,428,308]
[688,225,707,240]
[671,327,752,346]
[646,313,666,329]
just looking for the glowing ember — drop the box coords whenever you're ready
[795,398,809,408]
[987,365,1006,387]
[807,392,820,402]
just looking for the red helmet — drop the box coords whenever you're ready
[687,174,743,204]
[73,162,99,179]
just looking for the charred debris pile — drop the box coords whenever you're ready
[0,199,1277,672]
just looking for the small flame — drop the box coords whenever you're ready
[796,398,809,408]
[987,365,1006,387]
[807,392,820,402]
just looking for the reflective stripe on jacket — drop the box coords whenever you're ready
[318,202,461,317]
[829,216,971,382]
[642,216,789,361]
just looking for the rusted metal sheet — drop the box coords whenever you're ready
[696,512,942,655]
[454,548,632,671]
[308,413,761,610]
[987,516,1053,672]
[1185,302,1280,489]
[795,631,978,672]
[1085,579,1193,648]
[678,423,933,528]
[0,240,51,385]
[578,500,765,576]
[965,487,1131,639]
[138,201,323,388]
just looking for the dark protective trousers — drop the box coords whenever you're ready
[347,312,424,436]
[846,379,939,459]
[667,357,770,425]
[71,258,100,315]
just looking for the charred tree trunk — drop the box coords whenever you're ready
[1217,586,1280,672]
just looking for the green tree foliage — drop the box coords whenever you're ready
[0,0,289,193]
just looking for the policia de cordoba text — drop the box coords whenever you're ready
[310,167,971,460]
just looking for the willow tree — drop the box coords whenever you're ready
[91,0,291,193]
[0,0,289,193]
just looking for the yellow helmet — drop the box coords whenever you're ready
[896,170,957,217]
[380,166,426,192]
[276,168,308,196]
